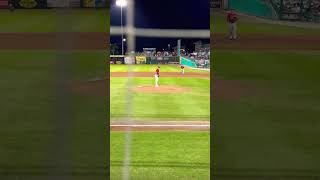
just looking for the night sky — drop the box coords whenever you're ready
[110,0,210,52]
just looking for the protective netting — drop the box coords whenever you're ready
[110,0,210,179]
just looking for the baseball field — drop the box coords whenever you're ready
[2,7,320,180]
[212,11,320,179]
[110,64,211,179]
[0,9,108,179]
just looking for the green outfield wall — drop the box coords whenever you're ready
[228,0,276,19]
[181,57,197,68]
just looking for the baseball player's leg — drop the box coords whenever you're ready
[182,69,184,74]
[228,23,232,39]
[232,23,237,39]
[155,75,159,87]
[156,77,159,87]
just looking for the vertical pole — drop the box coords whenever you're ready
[300,0,303,20]
[280,0,283,20]
[177,39,181,64]
[122,0,135,179]
[121,6,124,55]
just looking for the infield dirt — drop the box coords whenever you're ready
[110,121,210,131]
[70,74,250,101]
[212,33,320,50]
[0,32,107,50]
[0,32,319,50]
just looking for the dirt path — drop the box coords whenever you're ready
[111,72,210,78]
[69,78,252,100]
[0,32,108,50]
[213,79,253,100]
[3,32,318,51]
[110,121,210,131]
[212,33,320,50]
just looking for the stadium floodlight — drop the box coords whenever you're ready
[116,0,127,55]
[116,0,127,7]
[123,38,126,42]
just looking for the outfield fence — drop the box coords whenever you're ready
[110,55,180,64]
[223,0,320,22]
[110,54,210,68]
[110,25,210,68]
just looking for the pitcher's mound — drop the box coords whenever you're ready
[133,85,191,94]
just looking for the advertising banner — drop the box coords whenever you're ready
[83,0,106,8]
[83,0,95,7]
[47,0,80,7]
[15,0,46,8]
[135,56,146,64]
[124,56,135,64]
[110,57,124,64]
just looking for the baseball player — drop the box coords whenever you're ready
[227,9,238,40]
[180,64,185,75]
[155,65,160,87]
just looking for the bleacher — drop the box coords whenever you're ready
[271,0,320,22]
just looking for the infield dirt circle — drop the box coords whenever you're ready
[133,85,191,93]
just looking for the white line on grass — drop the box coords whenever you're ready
[111,125,210,127]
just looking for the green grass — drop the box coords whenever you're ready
[0,9,108,32]
[0,50,107,179]
[111,132,210,180]
[211,12,320,35]
[213,51,320,178]
[110,64,210,120]
[0,8,110,179]
[110,64,209,73]
[213,11,320,178]
[110,76,210,120]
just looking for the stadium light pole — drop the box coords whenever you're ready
[116,0,127,55]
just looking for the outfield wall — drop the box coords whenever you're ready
[181,57,197,68]
[110,55,180,65]
[228,0,276,19]
[227,0,320,22]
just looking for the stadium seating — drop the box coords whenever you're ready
[271,0,320,21]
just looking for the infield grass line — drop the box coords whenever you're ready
[111,125,210,127]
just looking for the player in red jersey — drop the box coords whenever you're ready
[155,65,160,87]
[227,9,238,40]
[180,64,185,75]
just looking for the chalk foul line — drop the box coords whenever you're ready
[111,124,210,127]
